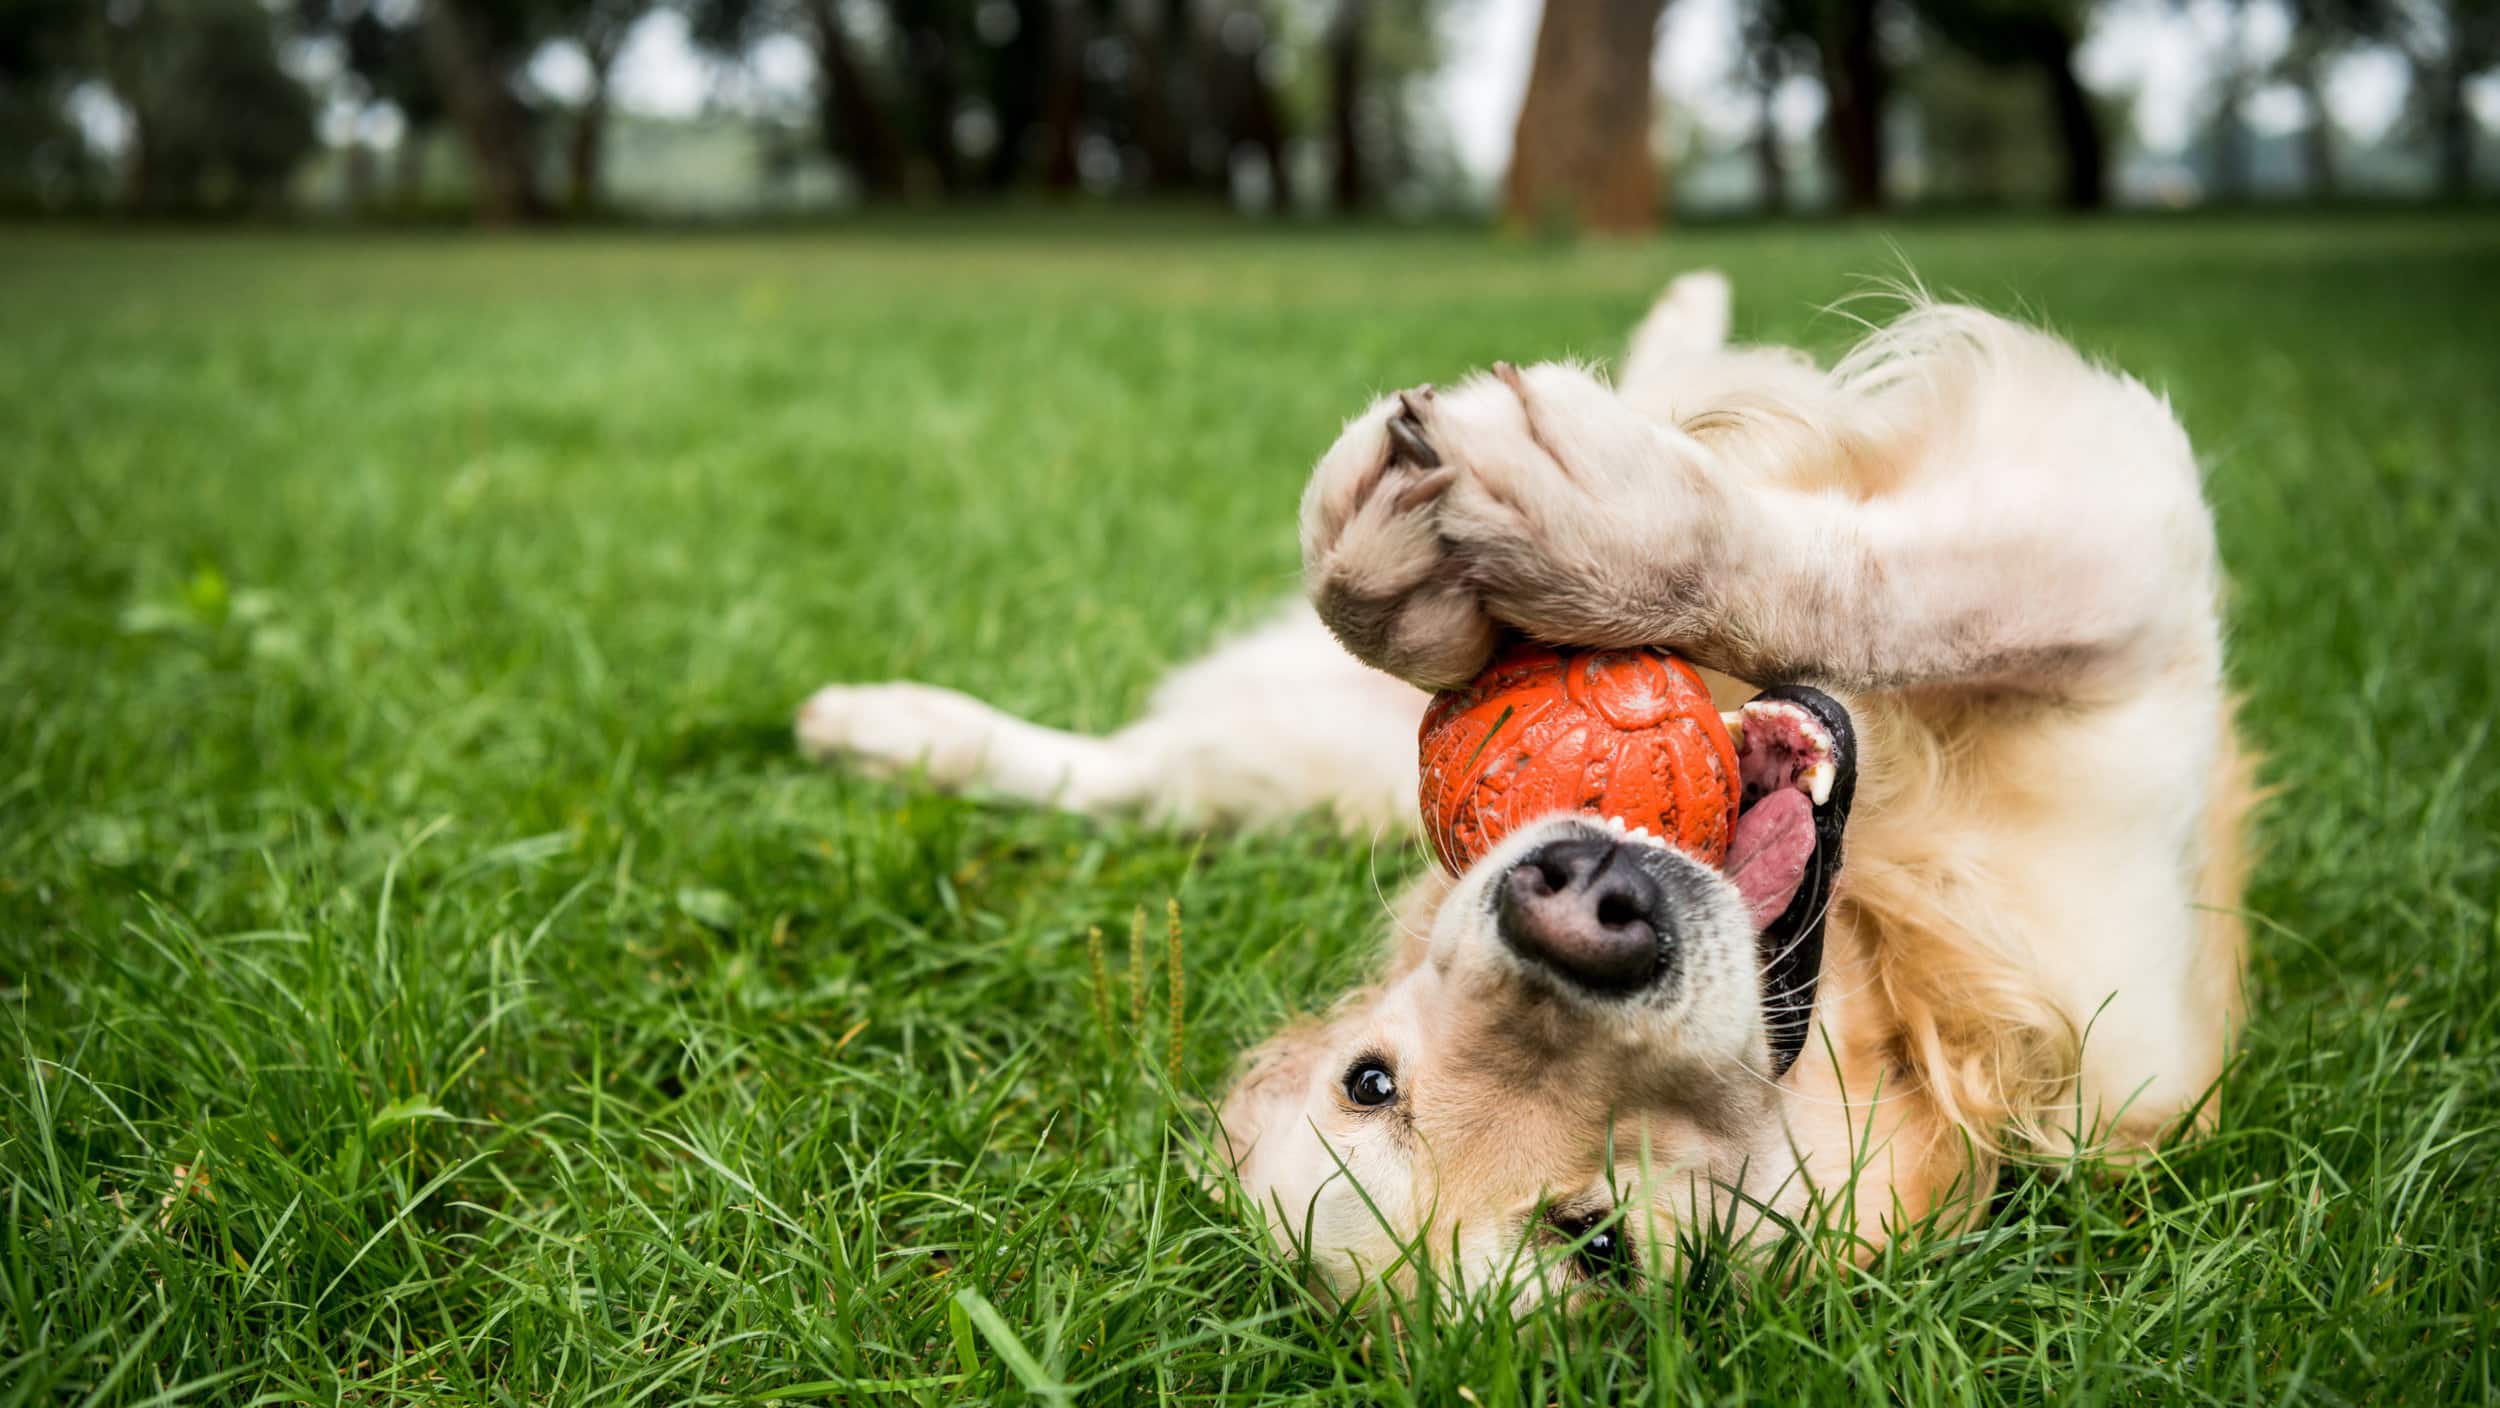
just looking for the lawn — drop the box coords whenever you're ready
[2,214,2496,1404]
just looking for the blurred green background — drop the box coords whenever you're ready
[3,215,2496,1400]
[3,0,2495,225]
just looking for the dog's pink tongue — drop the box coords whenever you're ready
[1728,789,1816,928]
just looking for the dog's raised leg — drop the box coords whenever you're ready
[1303,306,2220,698]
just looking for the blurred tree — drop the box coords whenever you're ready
[98,0,318,213]
[1908,0,2106,208]
[977,0,1052,190]
[1036,0,1084,190]
[417,0,548,221]
[1906,34,2075,202]
[1505,0,1670,231]
[897,1,966,193]
[2278,0,2491,196]
[1308,0,1438,213]
[1325,0,1373,209]
[685,0,908,198]
[1738,0,1808,211]
[1760,0,1893,210]
[2278,0,2363,194]
[2386,0,2497,196]
[555,0,652,212]
[0,0,93,209]
[1821,0,1890,209]
[682,0,1322,209]
[1202,1,1291,205]
[1127,0,1187,188]
[296,0,450,208]
[2199,0,2255,199]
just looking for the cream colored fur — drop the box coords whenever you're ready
[796,272,2254,1306]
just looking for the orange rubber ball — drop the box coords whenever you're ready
[1418,642,1740,876]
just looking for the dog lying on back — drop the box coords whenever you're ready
[798,273,2256,1307]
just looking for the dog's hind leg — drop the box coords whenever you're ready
[798,604,1427,831]
[797,680,1158,815]
[1617,270,1733,393]
[1612,271,1851,478]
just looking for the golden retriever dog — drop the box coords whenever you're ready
[797,272,2256,1307]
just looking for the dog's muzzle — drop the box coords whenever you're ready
[1496,827,1686,994]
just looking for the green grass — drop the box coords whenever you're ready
[2,214,2496,1404]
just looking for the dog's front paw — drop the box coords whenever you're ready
[1299,386,1500,688]
[1301,363,1721,685]
[795,682,999,785]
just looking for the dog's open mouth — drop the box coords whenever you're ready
[1728,694,1841,925]
[1731,686,1856,1076]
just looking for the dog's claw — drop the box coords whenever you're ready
[1390,466,1457,511]
[1386,393,1442,469]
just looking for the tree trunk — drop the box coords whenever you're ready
[1818,0,1887,213]
[2429,55,2473,198]
[2209,74,2249,201]
[419,0,541,224]
[1201,8,1291,208]
[1504,0,1671,232]
[1133,0,1191,190]
[567,78,609,214]
[122,112,158,211]
[2039,26,2104,210]
[395,125,428,206]
[2290,48,2336,197]
[1039,0,1085,192]
[567,25,629,217]
[983,0,1050,189]
[345,133,376,211]
[903,12,963,195]
[98,16,161,212]
[1327,0,1370,212]
[1238,48,1291,209]
[1754,67,1786,213]
[803,0,907,199]
[2206,0,2251,202]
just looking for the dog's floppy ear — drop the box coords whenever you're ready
[1204,1016,1329,1199]
[1749,684,1857,1079]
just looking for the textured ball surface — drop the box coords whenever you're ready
[1419,642,1740,876]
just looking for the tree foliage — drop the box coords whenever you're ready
[1907,0,2107,207]
[0,0,94,207]
[101,0,319,212]
[0,0,2490,219]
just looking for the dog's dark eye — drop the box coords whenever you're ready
[1554,1210,1635,1282]
[1342,1057,1398,1108]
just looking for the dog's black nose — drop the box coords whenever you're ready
[1497,836,1667,992]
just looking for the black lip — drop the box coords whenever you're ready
[1747,684,1857,1079]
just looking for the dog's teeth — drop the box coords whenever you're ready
[1805,761,1835,806]
[1720,711,1747,750]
